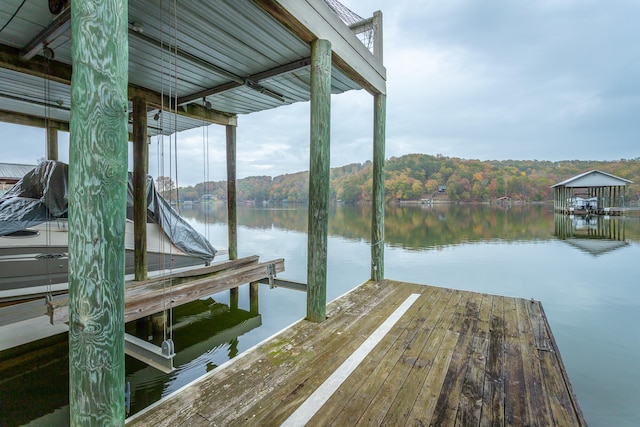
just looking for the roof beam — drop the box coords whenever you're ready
[255,0,386,95]
[0,45,237,127]
[128,26,298,106]
[177,57,311,105]
[128,85,237,126]
[0,109,69,131]
[0,44,71,84]
[20,7,72,61]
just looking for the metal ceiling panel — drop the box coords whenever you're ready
[0,0,384,135]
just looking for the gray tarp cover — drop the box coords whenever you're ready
[0,161,216,263]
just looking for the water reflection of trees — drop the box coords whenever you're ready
[180,203,640,250]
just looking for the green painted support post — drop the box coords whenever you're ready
[371,93,386,282]
[226,124,238,261]
[68,0,128,424]
[307,39,331,323]
[133,96,148,281]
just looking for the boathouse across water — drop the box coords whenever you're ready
[551,170,632,215]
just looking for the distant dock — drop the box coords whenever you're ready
[127,280,586,426]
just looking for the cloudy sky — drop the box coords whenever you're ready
[2,0,639,186]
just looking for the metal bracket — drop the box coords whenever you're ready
[267,263,277,288]
[161,339,175,357]
[124,333,175,373]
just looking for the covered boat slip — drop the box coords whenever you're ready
[127,280,586,426]
[1,0,387,422]
[552,170,632,216]
[0,160,218,301]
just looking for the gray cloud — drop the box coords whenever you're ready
[2,0,638,186]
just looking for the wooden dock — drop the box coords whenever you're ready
[126,280,586,426]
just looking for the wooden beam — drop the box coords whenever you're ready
[177,57,312,105]
[133,96,148,281]
[307,39,331,323]
[0,109,69,131]
[46,126,58,161]
[49,258,284,325]
[68,0,128,423]
[0,44,72,85]
[20,7,72,61]
[255,0,386,95]
[0,44,237,127]
[372,11,383,62]
[371,93,386,281]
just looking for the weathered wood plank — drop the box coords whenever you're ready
[244,282,416,426]
[310,286,441,426]
[47,256,260,310]
[535,303,587,426]
[374,288,458,426]
[503,297,529,426]
[428,291,484,426]
[527,299,553,351]
[50,259,283,324]
[129,280,403,426]
[480,295,506,427]
[126,280,585,427]
[403,290,465,425]
[516,298,554,425]
[125,256,260,291]
[455,293,493,426]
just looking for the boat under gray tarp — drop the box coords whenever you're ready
[0,160,216,263]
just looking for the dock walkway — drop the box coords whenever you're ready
[127,280,586,426]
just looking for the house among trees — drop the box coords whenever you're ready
[0,163,36,195]
[552,170,632,215]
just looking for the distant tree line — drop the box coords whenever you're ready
[165,154,640,205]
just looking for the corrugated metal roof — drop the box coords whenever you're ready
[0,163,35,181]
[551,170,633,188]
[0,0,385,137]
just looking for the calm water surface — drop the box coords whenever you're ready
[1,204,639,426]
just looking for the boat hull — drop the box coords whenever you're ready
[0,220,208,302]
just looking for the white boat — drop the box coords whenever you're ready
[0,161,217,303]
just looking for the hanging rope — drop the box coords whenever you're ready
[43,45,54,300]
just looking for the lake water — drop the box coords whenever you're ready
[1,203,639,426]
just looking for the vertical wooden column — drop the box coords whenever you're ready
[307,39,331,323]
[226,124,239,298]
[373,11,383,62]
[226,125,238,260]
[371,93,386,282]
[47,126,58,160]
[250,281,259,315]
[133,96,148,281]
[68,0,128,424]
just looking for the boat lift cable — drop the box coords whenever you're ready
[167,0,180,345]
[43,45,54,300]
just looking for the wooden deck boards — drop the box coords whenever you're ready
[126,280,586,427]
